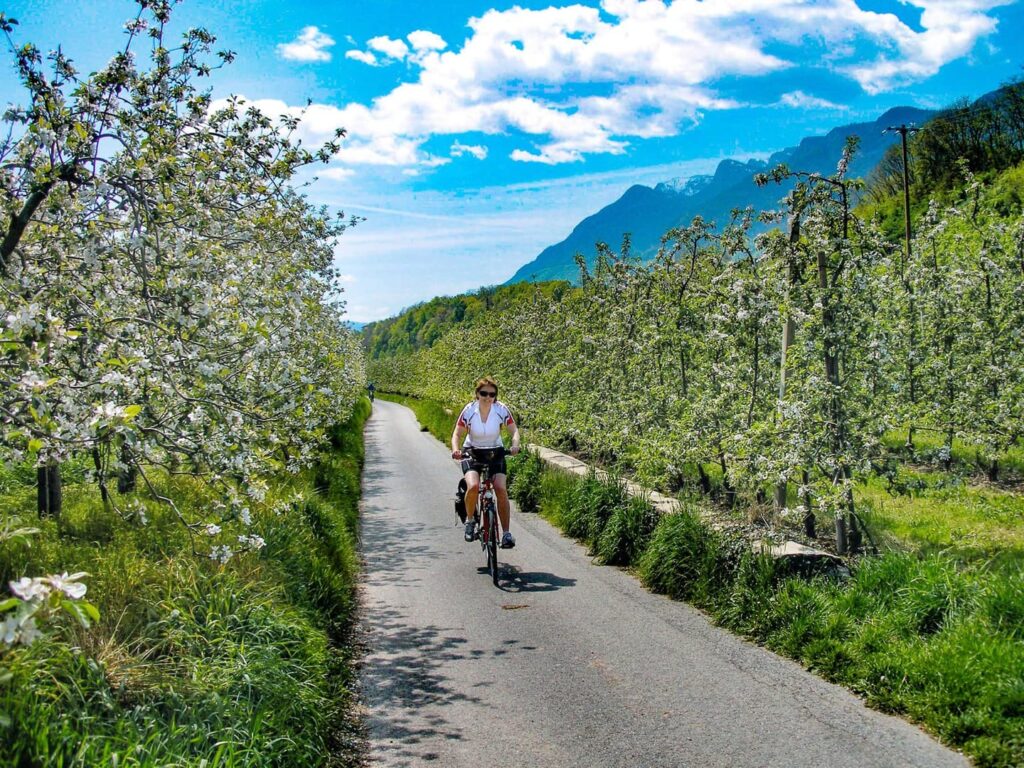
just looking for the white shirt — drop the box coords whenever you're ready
[458,400,513,448]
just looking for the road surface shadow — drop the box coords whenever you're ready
[359,600,539,766]
[494,564,577,593]
[360,511,437,587]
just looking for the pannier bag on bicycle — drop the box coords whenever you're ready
[454,478,468,524]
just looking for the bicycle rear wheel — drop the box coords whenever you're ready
[484,499,499,586]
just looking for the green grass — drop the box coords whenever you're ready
[0,397,371,767]
[881,428,1024,480]
[857,473,1024,572]
[507,448,545,514]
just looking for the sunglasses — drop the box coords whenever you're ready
[477,391,497,398]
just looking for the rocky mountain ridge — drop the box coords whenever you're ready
[505,105,934,284]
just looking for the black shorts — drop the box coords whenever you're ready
[461,446,507,478]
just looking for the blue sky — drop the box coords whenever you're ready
[3,0,1023,321]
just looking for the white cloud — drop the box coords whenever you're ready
[835,0,1013,93]
[319,167,356,181]
[779,90,846,110]
[277,26,335,63]
[345,49,379,66]
[408,30,447,53]
[451,141,488,160]
[269,1,1009,170]
[368,35,410,60]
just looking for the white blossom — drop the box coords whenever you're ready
[9,577,50,602]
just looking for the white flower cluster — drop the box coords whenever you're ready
[2,572,90,647]
[237,534,266,550]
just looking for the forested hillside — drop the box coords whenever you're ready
[361,279,570,359]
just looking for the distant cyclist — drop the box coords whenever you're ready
[450,376,520,548]
[367,381,375,402]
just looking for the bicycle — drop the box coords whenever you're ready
[463,447,503,587]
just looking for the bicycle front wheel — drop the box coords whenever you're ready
[484,500,499,586]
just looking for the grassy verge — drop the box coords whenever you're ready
[0,398,371,767]
[881,429,1024,481]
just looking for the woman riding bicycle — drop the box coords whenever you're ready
[450,376,520,548]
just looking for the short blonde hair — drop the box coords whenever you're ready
[474,376,498,396]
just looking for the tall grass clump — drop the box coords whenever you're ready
[507,448,544,513]
[535,465,578,526]
[637,506,734,607]
[0,401,370,767]
[557,470,629,553]
[595,495,660,566]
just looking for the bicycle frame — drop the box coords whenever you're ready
[468,451,501,587]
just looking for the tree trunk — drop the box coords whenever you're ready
[847,515,862,554]
[802,470,816,539]
[816,230,858,556]
[37,464,62,518]
[835,514,848,555]
[117,444,137,494]
[774,210,801,510]
[719,453,735,508]
[697,463,711,496]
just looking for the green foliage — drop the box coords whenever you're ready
[595,495,660,566]
[988,163,1024,216]
[507,448,544,514]
[638,506,733,606]
[0,406,368,766]
[363,281,572,360]
[911,82,1024,195]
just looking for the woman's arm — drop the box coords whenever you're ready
[451,423,467,459]
[506,418,521,455]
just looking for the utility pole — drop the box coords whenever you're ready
[884,123,920,452]
[883,124,919,279]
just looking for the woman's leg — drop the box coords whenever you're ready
[464,470,481,522]
[493,473,511,532]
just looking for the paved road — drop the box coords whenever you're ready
[358,400,968,768]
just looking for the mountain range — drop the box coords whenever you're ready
[505,105,935,285]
